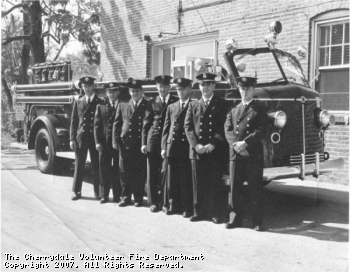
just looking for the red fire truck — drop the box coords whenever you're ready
[11,22,344,184]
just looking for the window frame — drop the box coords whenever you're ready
[151,31,219,78]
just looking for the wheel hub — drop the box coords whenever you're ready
[45,146,49,155]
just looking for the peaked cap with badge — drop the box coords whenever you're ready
[236,76,257,87]
[126,79,143,89]
[196,72,217,83]
[154,75,173,85]
[104,82,121,92]
[173,77,193,88]
[78,76,96,88]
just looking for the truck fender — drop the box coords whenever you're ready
[28,115,64,153]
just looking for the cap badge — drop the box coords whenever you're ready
[109,83,113,87]
[203,74,207,79]
[85,77,89,81]
[132,80,136,85]
[178,78,182,83]
[161,75,165,79]
[242,77,247,82]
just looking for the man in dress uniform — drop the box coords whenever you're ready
[70,76,103,200]
[184,73,228,223]
[94,82,122,204]
[113,79,148,207]
[141,75,179,213]
[161,77,193,217]
[224,76,269,231]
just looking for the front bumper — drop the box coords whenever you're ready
[262,158,344,182]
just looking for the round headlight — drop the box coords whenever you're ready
[319,110,330,126]
[274,111,287,128]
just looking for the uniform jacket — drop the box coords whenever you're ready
[161,99,192,158]
[112,98,148,151]
[142,94,179,155]
[225,100,269,161]
[94,99,119,149]
[184,95,228,160]
[70,94,103,148]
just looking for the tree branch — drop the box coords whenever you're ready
[2,35,30,46]
[42,32,60,44]
[1,3,22,18]
[1,76,13,110]
[53,43,65,61]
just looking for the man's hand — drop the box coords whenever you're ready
[161,149,166,159]
[204,144,215,153]
[113,144,118,150]
[141,145,147,154]
[239,149,249,156]
[70,140,76,151]
[232,141,247,153]
[96,143,103,153]
[195,144,206,154]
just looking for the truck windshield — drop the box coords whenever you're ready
[233,48,309,87]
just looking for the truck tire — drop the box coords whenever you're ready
[35,128,55,174]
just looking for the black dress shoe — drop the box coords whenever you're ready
[225,221,242,229]
[165,209,173,215]
[100,198,109,204]
[212,217,222,224]
[190,215,203,222]
[134,202,143,207]
[183,211,192,218]
[150,205,159,212]
[71,192,81,201]
[113,197,120,203]
[253,225,264,232]
[118,200,130,207]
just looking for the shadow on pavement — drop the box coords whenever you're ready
[262,184,349,242]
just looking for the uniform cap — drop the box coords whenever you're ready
[104,82,121,91]
[196,72,216,82]
[126,79,143,89]
[237,77,257,87]
[173,77,193,88]
[78,76,95,88]
[154,75,173,85]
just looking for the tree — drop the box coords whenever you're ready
[1,0,101,84]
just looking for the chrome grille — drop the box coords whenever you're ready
[282,153,325,165]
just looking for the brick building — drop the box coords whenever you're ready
[100,0,349,184]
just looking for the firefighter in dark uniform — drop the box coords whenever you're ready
[70,76,103,200]
[141,75,179,213]
[184,73,228,223]
[161,77,193,217]
[113,79,148,207]
[94,82,123,204]
[225,76,269,231]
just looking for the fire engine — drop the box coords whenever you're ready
[11,21,344,184]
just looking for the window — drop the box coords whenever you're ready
[311,11,349,112]
[151,32,219,81]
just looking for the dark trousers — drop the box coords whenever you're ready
[99,148,121,200]
[229,157,264,226]
[191,159,224,218]
[146,154,166,205]
[167,157,193,213]
[72,143,100,195]
[119,147,146,203]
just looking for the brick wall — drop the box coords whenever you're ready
[100,0,349,184]
[100,0,348,81]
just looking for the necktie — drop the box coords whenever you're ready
[87,97,90,105]
[181,102,185,110]
[162,98,166,107]
[134,101,138,109]
[205,100,209,108]
[112,102,115,109]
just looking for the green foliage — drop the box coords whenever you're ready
[58,50,99,80]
